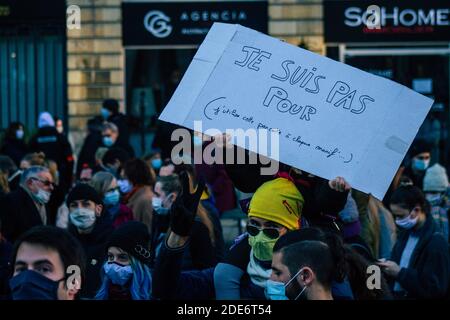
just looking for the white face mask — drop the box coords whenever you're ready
[395,209,419,230]
[70,208,96,230]
[31,181,51,204]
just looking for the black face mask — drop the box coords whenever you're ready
[9,270,63,300]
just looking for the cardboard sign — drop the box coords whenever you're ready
[159,23,434,199]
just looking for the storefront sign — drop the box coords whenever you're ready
[122,1,268,46]
[160,23,434,199]
[324,0,450,42]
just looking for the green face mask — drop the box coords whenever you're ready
[248,232,278,261]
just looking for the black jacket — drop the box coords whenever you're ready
[76,131,103,178]
[152,240,215,300]
[0,238,12,300]
[1,138,28,166]
[390,215,450,299]
[68,217,114,299]
[0,187,47,243]
[28,127,74,191]
[108,113,130,147]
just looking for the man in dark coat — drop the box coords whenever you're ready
[0,166,54,243]
[101,99,130,147]
[101,122,135,158]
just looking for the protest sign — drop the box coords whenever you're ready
[159,23,434,199]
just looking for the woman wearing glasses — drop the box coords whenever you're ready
[90,171,134,229]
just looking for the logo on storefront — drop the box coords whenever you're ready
[143,10,172,38]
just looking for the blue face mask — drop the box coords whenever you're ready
[103,136,114,147]
[9,270,61,300]
[265,269,307,300]
[151,158,163,170]
[118,179,133,194]
[104,189,120,207]
[412,158,430,171]
[101,108,111,120]
[104,262,133,286]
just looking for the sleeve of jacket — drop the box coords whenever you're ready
[214,262,245,300]
[152,240,215,300]
[396,235,450,298]
[0,194,16,242]
[314,178,348,215]
[189,221,216,269]
[133,198,153,233]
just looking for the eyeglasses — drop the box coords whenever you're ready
[31,177,55,188]
[246,224,281,239]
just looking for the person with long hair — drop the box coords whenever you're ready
[95,221,152,300]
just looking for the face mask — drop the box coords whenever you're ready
[103,136,114,147]
[152,196,171,215]
[56,126,64,134]
[426,193,442,203]
[265,269,307,300]
[395,210,419,230]
[151,158,163,170]
[9,270,61,300]
[16,129,24,140]
[32,186,51,204]
[248,231,278,261]
[104,189,120,206]
[193,135,203,147]
[412,158,430,171]
[104,262,133,286]
[101,108,111,120]
[70,208,97,230]
[118,179,133,194]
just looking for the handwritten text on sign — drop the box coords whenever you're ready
[160,23,434,199]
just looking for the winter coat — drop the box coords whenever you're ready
[0,187,48,243]
[68,217,114,299]
[390,215,450,299]
[28,127,74,191]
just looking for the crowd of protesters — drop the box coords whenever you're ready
[0,99,449,300]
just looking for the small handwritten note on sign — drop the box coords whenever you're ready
[159,23,434,199]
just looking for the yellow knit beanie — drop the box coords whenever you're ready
[248,178,304,230]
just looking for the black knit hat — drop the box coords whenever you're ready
[409,139,432,158]
[107,221,151,265]
[66,183,103,206]
[102,99,119,113]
